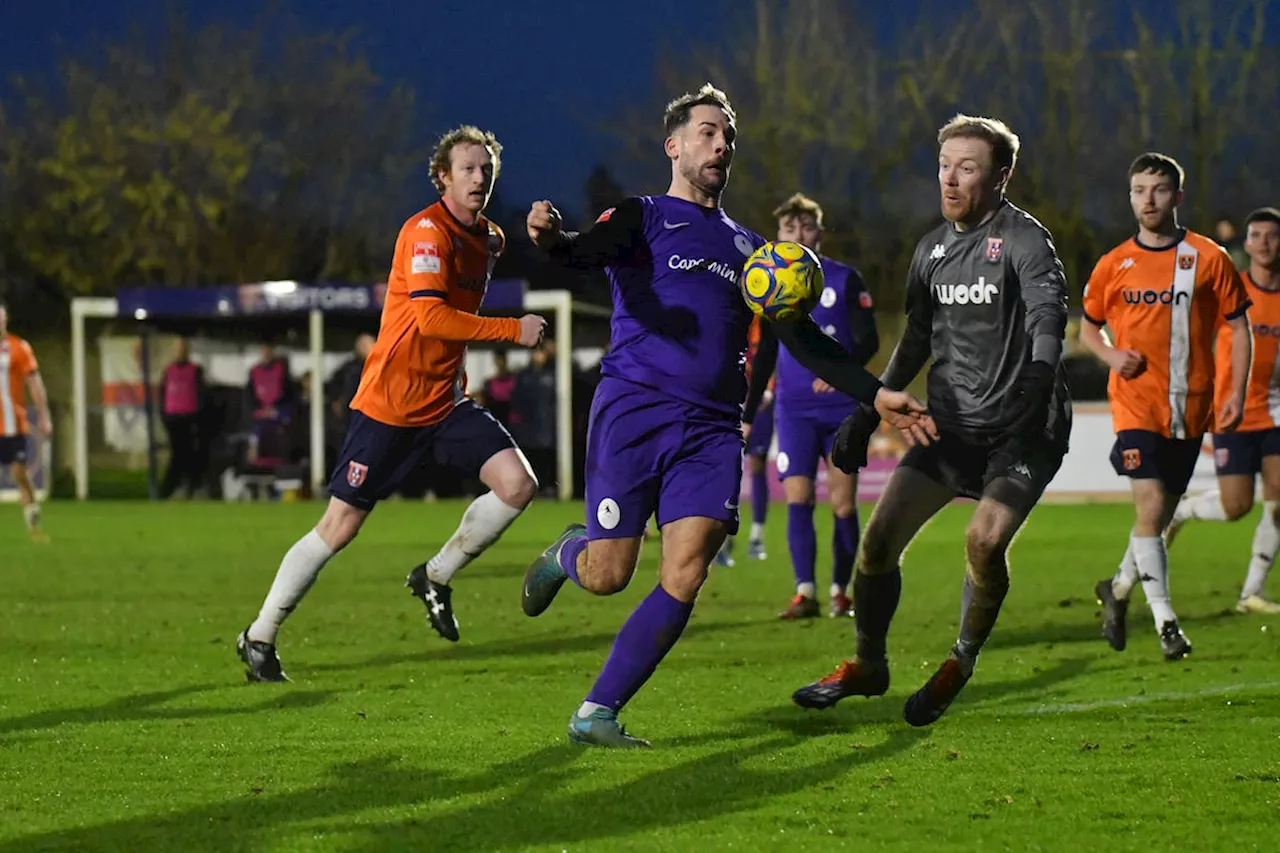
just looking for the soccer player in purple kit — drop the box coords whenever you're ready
[522,83,936,748]
[744,193,880,620]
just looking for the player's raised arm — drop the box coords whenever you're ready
[405,234,543,347]
[768,315,935,446]
[529,197,645,271]
[879,247,934,391]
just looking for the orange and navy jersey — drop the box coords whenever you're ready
[1215,271,1280,432]
[1082,229,1249,439]
[1,334,38,437]
[744,316,775,392]
[351,201,522,427]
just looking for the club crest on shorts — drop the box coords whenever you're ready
[347,461,368,488]
[985,237,1003,263]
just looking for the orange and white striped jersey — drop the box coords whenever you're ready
[351,201,521,428]
[1082,230,1249,439]
[1,334,38,437]
[1215,271,1280,432]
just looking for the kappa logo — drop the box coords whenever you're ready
[347,461,368,488]
[930,243,946,259]
[1119,257,1136,270]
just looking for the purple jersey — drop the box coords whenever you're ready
[775,257,878,410]
[553,196,765,417]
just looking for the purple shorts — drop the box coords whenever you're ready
[746,402,774,458]
[774,403,846,480]
[585,377,745,539]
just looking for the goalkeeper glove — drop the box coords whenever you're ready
[831,403,881,473]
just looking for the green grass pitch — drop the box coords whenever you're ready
[1,500,1277,851]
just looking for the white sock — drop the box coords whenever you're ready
[796,581,816,598]
[829,583,846,599]
[1242,501,1280,599]
[22,502,40,532]
[750,522,765,541]
[1185,490,1229,522]
[248,530,336,645]
[425,492,525,585]
[577,700,610,719]
[1112,534,1140,600]
[1132,535,1177,627]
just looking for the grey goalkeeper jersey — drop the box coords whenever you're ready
[881,200,1072,445]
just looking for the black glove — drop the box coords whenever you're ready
[831,403,881,473]
[1001,361,1056,439]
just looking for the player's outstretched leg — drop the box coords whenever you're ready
[522,523,588,617]
[408,450,536,641]
[903,493,1024,728]
[238,498,360,682]
[793,467,951,710]
[1239,499,1280,613]
[567,517,713,748]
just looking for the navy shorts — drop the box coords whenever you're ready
[0,435,28,466]
[1212,428,1280,477]
[1109,429,1202,496]
[329,401,517,511]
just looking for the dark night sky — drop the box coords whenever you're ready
[0,0,744,214]
[3,1,1277,217]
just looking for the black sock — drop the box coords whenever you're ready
[853,569,901,665]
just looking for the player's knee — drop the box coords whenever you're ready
[964,525,1008,574]
[315,500,365,551]
[857,522,896,575]
[582,559,633,595]
[1221,494,1253,522]
[492,471,537,508]
[659,560,708,603]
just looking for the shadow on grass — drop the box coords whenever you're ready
[0,714,925,853]
[0,684,336,738]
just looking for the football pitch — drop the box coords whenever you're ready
[2,500,1277,852]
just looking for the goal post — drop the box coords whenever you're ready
[70,281,600,502]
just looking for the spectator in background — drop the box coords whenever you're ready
[1216,216,1250,270]
[324,333,374,470]
[509,343,557,496]
[481,349,516,426]
[246,340,298,465]
[158,337,208,498]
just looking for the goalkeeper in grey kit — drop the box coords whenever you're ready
[790,114,1072,727]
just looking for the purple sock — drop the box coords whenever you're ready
[750,468,769,526]
[787,503,817,589]
[585,584,694,710]
[832,511,860,590]
[559,533,588,587]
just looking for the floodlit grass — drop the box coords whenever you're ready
[1,500,1277,851]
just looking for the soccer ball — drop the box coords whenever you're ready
[740,241,823,322]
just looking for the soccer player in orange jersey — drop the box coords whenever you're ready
[1162,207,1280,614]
[237,127,548,682]
[0,301,51,542]
[1080,153,1252,661]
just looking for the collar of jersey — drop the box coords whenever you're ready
[1131,228,1186,252]
[434,199,489,236]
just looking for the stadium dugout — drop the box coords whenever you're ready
[70,280,604,502]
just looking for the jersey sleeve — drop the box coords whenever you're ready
[1012,226,1069,367]
[880,242,933,391]
[770,316,883,403]
[403,229,522,344]
[17,340,38,374]
[845,268,880,366]
[548,196,646,270]
[743,325,779,423]
[1213,251,1251,322]
[1081,257,1111,326]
